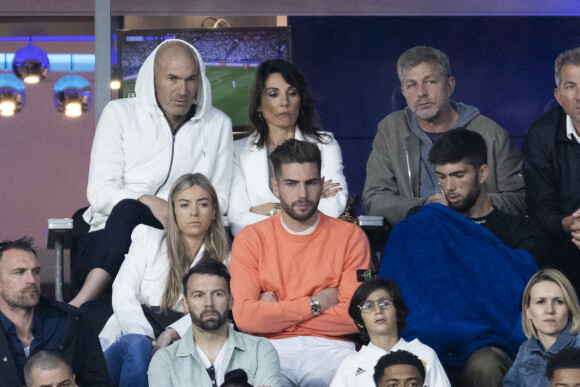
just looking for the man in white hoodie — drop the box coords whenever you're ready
[70,39,233,308]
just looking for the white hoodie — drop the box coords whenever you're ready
[83,39,233,231]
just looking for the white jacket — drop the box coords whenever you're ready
[228,129,348,236]
[84,39,233,231]
[330,339,451,387]
[99,224,206,351]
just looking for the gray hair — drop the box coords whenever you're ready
[24,351,73,387]
[397,46,451,83]
[555,47,580,87]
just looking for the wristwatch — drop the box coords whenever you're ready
[310,298,321,316]
[269,203,281,217]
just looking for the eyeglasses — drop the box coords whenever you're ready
[358,297,394,313]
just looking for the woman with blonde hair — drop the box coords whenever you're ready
[504,268,580,386]
[99,173,229,387]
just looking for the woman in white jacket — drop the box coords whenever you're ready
[228,59,348,236]
[99,173,230,387]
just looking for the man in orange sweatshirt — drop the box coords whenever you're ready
[230,139,371,387]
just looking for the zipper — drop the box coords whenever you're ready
[154,134,175,195]
[404,144,414,197]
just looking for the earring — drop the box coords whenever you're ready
[257,111,264,120]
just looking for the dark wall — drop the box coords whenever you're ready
[289,16,580,214]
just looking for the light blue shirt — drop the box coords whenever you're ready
[148,324,281,387]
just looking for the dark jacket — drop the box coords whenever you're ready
[522,105,580,292]
[0,296,112,387]
[523,105,580,234]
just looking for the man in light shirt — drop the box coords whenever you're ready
[148,259,280,387]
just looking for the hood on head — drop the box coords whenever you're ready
[134,39,212,119]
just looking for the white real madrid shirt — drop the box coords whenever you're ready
[329,338,451,387]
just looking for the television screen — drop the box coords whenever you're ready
[117,27,291,131]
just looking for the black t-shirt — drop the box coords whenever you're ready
[468,208,551,267]
[406,206,551,267]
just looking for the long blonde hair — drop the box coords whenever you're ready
[161,173,229,312]
[522,268,580,339]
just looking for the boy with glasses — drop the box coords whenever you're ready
[330,279,449,386]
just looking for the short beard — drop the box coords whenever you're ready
[416,109,440,122]
[191,308,228,331]
[1,287,40,311]
[279,199,318,222]
[447,183,480,214]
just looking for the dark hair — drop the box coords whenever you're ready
[428,128,488,170]
[248,59,328,148]
[0,236,36,260]
[269,139,322,178]
[219,369,252,387]
[373,350,426,386]
[24,350,72,387]
[182,256,231,296]
[546,348,580,380]
[348,279,409,343]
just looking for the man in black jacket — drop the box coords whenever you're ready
[523,47,580,293]
[0,237,111,387]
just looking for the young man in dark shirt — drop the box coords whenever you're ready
[425,127,549,266]
[399,128,548,387]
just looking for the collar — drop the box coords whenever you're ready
[468,208,497,225]
[529,321,577,353]
[176,324,246,358]
[366,338,406,354]
[243,126,306,152]
[0,305,43,334]
[565,114,580,143]
[0,308,15,333]
[280,212,320,235]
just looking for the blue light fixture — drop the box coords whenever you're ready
[0,73,26,117]
[0,54,25,117]
[54,74,92,117]
[53,54,92,117]
[12,39,50,84]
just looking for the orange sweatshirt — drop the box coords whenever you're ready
[231,212,371,341]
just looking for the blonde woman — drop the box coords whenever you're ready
[504,269,580,386]
[99,173,229,387]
